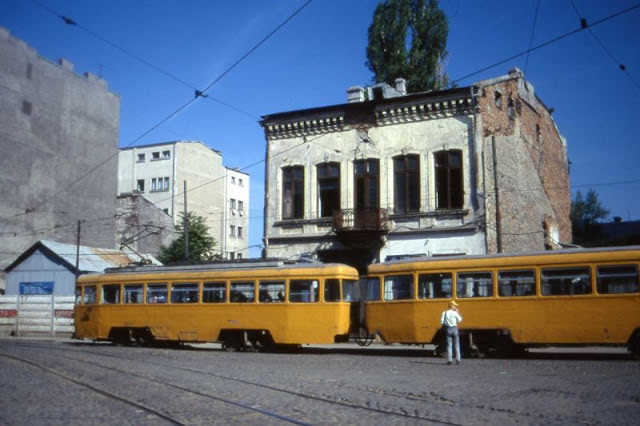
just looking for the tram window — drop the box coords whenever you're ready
[597,265,639,294]
[259,280,285,303]
[541,267,591,295]
[230,282,255,303]
[124,284,143,304]
[290,280,319,303]
[325,279,341,302]
[418,273,452,299]
[457,272,493,298]
[498,270,535,297]
[102,284,121,304]
[147,283,168,303]
[84,285,96,304]
[346,279,364,301]
[203,282,226,303]
[75,287,82,305]
[171,283,199,303]
[384,275,413,301]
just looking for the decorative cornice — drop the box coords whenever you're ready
[375,94,473,125]
[264,115,346,140]
[262,91,473,140]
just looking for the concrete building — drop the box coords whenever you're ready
[261,69,571,272]
[117,141,250,259]
[0,27,120,289]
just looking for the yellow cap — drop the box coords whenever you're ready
[448,300,458,307]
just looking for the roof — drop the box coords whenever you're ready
[4,239,161,273]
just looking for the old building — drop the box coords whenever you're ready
[0,27,120,288]
[117,141,250,259]
[261,69,571,271]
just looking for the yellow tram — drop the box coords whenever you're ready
[74,261,360,350]
[361,246,640,357]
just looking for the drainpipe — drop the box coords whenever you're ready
[491,135,503,253]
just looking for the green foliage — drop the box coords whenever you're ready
[366,0,448,92]
[158,211,217,264]
[570,189,610,225]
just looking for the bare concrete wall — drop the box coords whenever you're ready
[0,27,120,278]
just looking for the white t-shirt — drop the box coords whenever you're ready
[441,309,462,327]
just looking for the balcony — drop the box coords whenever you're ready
[332,208,389,248]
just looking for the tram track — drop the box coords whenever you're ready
[0,340,467,425]
[3,339,621,425]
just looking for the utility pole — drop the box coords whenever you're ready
[183,180,189,261]
[75,220,81,277]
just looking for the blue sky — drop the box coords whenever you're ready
[1,0,639,257]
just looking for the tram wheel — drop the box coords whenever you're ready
[354,326,374,347]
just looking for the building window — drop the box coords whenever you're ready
[237,226,243,238]
[22,100,32,115]
[26,63,33,79]
[163,177,169,191]
[494,91,502,109]
[238,200,244,215]
[151,178,157,191]
[136,179,145,192]
[230,225,236,237]
[237,253,242,259]
[239,178,244,186]
[230,198,236,213]
[152,151,160,160]
[137,153,145,162]
[317,162,340,217]
[282,166,304,219]
[434,150,463,210]
[393,154,419,214]
[354,159,379,210]
[231,176,236,184]
[162,150,170,159]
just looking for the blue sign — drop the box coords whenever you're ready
[19,281,54,295]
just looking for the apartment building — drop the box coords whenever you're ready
[117,141,249,259]
[261,69,571,272]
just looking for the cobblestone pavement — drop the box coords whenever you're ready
[0,338,638,425]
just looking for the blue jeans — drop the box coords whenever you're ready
[446,326,461,363]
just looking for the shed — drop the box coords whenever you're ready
[4,240,161,296]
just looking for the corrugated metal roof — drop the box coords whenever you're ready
[40,240,161,272]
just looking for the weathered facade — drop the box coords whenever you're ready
[117,141,250,259]
[261,69,570,271]
[0,27,121,288]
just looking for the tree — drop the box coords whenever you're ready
[158,211,217,264]
[571,189,610,246]
[571,189,610,226]
[366,0,449,93]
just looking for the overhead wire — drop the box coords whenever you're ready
[523,0,541,75]
[450,2,640,86]
[2,0,313,222]
[569,0,640,91]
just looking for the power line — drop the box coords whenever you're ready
[28,0,260,119]
[3,0,313,222]
[523,0,541,75]
[450,2,640,86]
[569,0,640,91]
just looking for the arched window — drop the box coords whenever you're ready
[434,150,463,209]
[393,154,420,214]
[317,162,340,217]
[282,166,304,219]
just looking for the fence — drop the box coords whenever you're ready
[0,295,74,337]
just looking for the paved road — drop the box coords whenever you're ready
[0,338,638,425]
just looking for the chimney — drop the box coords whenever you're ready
[395,78,407,95]
[347,86,366,103]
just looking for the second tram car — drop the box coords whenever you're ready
[361,246,640,357]
[74,261,360,350]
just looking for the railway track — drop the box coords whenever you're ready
[0,341,470,425]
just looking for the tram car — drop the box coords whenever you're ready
[360,246,640,358]
[74,261,360,351]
